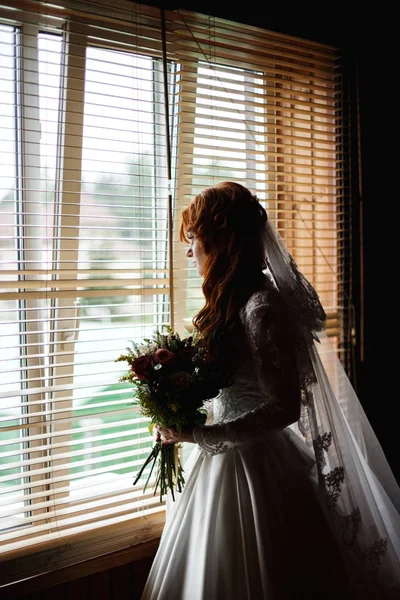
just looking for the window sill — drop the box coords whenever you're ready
[0,510,165,596]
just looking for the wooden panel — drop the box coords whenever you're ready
[65,577,90,600]
[3,539,159,600]
[108,563,134,600]
[88,570,110,600]
[132,556,155,599]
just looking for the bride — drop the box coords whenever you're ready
[141,181,400,599]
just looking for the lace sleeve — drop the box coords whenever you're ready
[193,291,301,456]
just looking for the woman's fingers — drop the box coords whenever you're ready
[154,426,194,445]
[155,426,174,442]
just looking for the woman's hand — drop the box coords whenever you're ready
[155,426,195,445]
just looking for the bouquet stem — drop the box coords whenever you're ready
[133,439,185,502]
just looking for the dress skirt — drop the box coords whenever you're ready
[141,428,388,600]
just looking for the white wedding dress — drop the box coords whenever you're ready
[141,285,400,600]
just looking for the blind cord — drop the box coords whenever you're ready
[161,8,174,331]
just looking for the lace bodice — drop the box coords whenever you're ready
[193,284,302,456]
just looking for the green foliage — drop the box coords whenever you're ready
[115,327,228,431]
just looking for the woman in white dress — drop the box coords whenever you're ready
[141,182,400,599]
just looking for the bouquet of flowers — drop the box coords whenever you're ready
[115,327,230,501]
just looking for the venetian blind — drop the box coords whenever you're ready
[0,0,174,586]
[169,10,348,350]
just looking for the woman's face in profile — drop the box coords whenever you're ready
[185,232,206,277]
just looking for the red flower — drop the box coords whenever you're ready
[172,371,191,391]
[153,348,175,367]
[131,355,152,379]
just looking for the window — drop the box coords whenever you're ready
[1,5,175,581]
[172,13,345,348]
[0,0,350,586]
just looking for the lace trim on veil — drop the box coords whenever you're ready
[295,338,399,596]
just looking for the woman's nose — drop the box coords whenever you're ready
[186,246,192,258]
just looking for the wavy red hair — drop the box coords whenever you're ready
[180,182,268,349]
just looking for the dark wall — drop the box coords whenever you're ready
[142,2,399,481]
[356,30,397,481]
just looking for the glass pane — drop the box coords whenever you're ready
[185,62,267,321]
[0,302,23,531]
[38,33,63,212]
[0,24,16,209]
[0,25,22,530]
[70,47,171,493]
[0,29,62,530]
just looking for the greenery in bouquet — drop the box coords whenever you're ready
[115,327,231,501]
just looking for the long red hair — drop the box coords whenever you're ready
[180,182,268,349]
